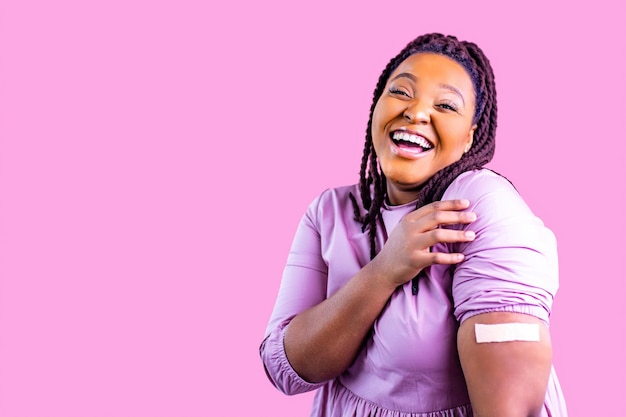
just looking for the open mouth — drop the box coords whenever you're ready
[391,130,434,153]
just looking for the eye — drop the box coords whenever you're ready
[436,100,459,112]
[389,87,410,98]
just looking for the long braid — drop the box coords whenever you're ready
[368,147,386,259]
[349,33,500,260]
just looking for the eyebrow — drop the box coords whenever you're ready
[439,83,466,106]
[389,72,466,106]
[389,72,417,83]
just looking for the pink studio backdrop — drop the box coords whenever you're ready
[0,0,624,415]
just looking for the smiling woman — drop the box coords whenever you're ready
[260,33,567,417]
[372,53,477,205]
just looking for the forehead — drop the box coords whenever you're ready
[390,53,475,96]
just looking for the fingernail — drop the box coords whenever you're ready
[465,212,477,221]
[465,231,475,239]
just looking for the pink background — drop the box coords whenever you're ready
[0,0,624,415]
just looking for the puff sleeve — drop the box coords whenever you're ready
[259,192,329,395]
[443,170,559,325]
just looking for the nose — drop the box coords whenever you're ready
[403,100,430,125]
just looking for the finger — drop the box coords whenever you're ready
[406,199,472,221]
[424,199,471,213]
[405,209,477,231]
[429,252,466,265]
[420,228,476,247]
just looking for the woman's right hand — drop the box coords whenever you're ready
[371,199,477,288]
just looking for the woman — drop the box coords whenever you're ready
[260,33,567,416]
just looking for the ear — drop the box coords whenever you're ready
[464,125,477,154]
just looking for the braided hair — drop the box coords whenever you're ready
[349,33,498,261]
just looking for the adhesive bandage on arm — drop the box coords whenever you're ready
[474,323,540,343]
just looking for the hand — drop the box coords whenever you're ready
[371,199,477,288]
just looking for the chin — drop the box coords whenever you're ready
[386,172,431,189]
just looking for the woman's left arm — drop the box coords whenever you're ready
[446,171,562,416]
[457,311,552,417]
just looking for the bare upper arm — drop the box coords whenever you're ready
[457,312,552,417]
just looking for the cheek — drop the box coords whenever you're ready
[372,96,403,128]
[440,124,473,150]
[371,103,384,131]
[371,106,386,147]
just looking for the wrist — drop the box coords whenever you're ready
[363,258,407,294]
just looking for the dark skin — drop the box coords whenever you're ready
[458,312,552,417]
[284,53,552,416]
[371,54,476,205]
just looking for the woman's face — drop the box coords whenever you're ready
[372,53,477,205]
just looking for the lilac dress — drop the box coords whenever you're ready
[260,169,568,416]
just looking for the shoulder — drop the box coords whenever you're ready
[443,169,533,219]
[307,184,362,219]
[444,169,519,201]
[297,184,368,270]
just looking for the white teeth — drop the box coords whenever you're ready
[392,131,433,149]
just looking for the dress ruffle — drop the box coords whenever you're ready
[311,379,472,417]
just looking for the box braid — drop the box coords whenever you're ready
[349,33,498,261]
